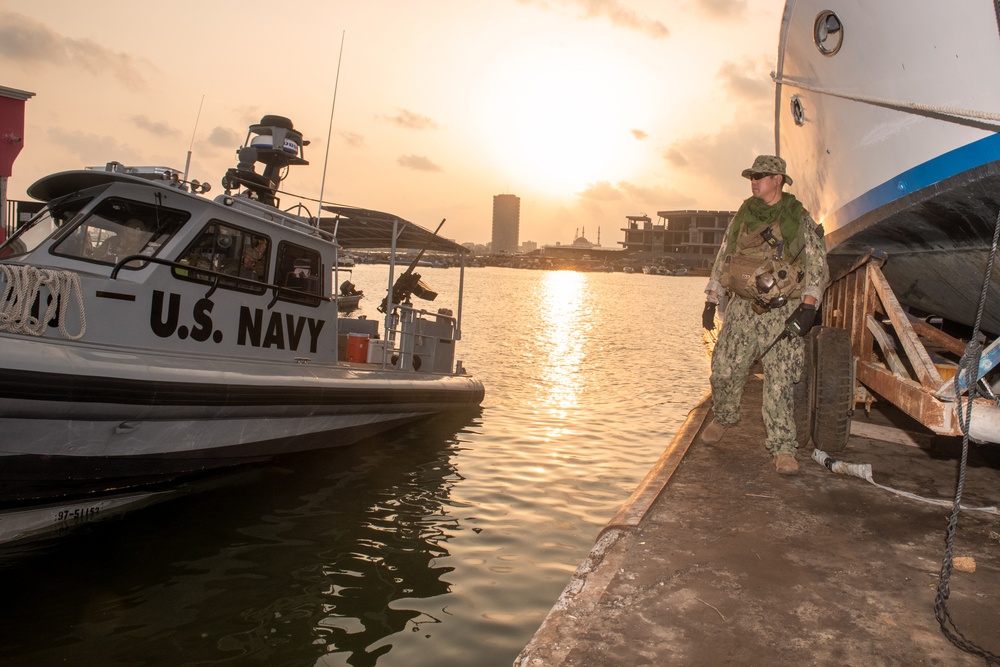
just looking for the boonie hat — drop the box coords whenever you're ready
[741,155,793,185]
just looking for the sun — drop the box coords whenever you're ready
[477,45,647,196]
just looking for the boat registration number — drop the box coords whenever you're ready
[51,505,103,523]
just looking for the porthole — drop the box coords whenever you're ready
[813,10,843,56]
[790,96,806,126]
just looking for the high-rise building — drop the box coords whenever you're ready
[491,194,520,254]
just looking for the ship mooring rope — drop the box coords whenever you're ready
[0,264,87,340]
[932,188,1000,663]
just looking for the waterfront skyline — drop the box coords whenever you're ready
[0,0,784,246]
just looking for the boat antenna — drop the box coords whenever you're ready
[316,30,346,229]
[182,95,205,183]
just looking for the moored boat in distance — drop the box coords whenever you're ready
[0,115,484,508]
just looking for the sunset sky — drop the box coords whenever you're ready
[1,0,785,247]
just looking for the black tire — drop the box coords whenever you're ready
[812,326,854,453]
[258,114,294,130]
[793,329,817,448]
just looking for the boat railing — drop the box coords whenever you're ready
[219,195,336,243]
[109,254,333,308]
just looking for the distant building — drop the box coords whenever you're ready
[619,210,734,268]
[619,215,660,254]
[462,241,490,255]
[520,240,537,253]
[491,194,520,254]
[658,209,735,267]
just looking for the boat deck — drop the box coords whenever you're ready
[517,374,1000,666]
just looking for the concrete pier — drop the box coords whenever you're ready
[516,374,1000,666]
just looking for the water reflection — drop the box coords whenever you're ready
[536,271,589,415]
[0,410,481,667]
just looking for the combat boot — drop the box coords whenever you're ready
[701,418,730,444]
[774,452,799,475]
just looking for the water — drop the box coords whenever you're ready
[0,267,711,667]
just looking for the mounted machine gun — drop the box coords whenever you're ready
[378,218,445,313]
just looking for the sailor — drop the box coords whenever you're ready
[700,155,830,475]
[240,238,268,279]
[99,218,147,260]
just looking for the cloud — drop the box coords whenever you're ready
[206,126,241,149]
[631,129,648,141]
[662,118,777,204]
[338,131,365,148]
[577,181,622,201]
[48,126,143,165]
[716,61,772,103]
[617,181,667,207]
[518,0,669,39]
[0,10,148,89]
[695,0,749,20]
[662,147,689,168]
[398,155,443,172]
[379,109,440,130]
[132,115,181,139]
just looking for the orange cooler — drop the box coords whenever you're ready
[346,333,369,362]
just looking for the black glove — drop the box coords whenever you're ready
[785,302,817,336]
[702,302,717,331]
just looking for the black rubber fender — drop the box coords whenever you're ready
[812,326,854,453]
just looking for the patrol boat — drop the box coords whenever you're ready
[0,115,484,506]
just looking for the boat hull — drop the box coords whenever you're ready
[776,0,1000,331]
[0,335,484,505]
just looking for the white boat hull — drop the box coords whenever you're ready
[0,335,482,503]
[776,0,1000,331]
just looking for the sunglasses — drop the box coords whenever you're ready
[749,173,776,181]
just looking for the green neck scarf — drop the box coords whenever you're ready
[726,193,804,254]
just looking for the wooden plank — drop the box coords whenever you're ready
[856,361,957,435]
[867,264,944,390]
[908,317,967,357]
[866,315,909,378]
[849,420,938,448]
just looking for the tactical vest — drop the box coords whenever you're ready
[720,220,805,311]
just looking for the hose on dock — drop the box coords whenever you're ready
[810,448,997,514]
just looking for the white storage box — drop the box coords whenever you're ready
[367,339,388,364]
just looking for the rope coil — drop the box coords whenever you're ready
[0,264,87,340]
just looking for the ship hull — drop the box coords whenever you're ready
[776,0,1000,331]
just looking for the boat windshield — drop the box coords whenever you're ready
[0,194,94,260]
[51,197,189,268]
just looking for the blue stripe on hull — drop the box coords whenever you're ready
[827,133,1000,234]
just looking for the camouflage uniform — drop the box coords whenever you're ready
[705,203,829,456]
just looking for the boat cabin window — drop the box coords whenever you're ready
[0,196,93,260]
[276,242,323,304]
[51,198,188,268]
[173,221,270,293]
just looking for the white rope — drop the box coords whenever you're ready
[811,449,998,513]
[772,74,1000,128]
[0,265,87,340]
